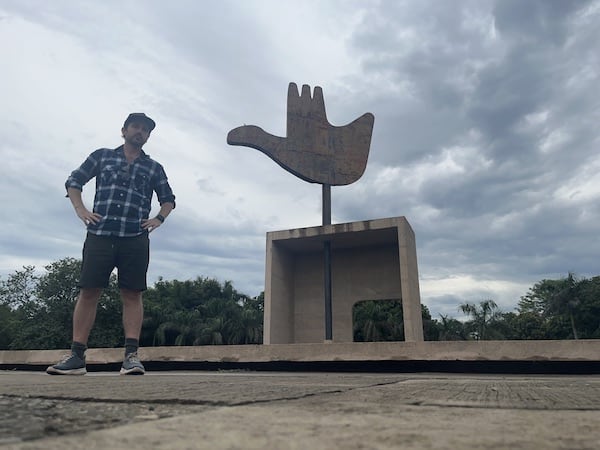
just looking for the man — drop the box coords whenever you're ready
[47,113,176,375]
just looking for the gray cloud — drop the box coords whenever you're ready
[1,0,599,320]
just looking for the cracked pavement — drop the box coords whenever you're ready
[1,371,600,449]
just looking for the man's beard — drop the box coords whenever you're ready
[126,134,145,149]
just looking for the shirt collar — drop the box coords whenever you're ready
[115,145,149,160]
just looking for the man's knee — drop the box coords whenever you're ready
[78,288,103,303]
[120,288,142,303]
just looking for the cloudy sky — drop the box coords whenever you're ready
[1,0,599,319]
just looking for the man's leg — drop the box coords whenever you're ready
[73,287,103,344]
[120,288,145,375]
[121,288,143,340]
[46,288,102,375]
[117,233,148,374]
[47,232,113,375]
[73,233,114,346]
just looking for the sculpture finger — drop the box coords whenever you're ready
[299,84,313,115]
[287,82,301,116]
[311,86,327,122]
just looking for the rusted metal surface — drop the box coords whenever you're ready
[227,82,374,186]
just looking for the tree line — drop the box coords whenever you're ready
[1,257,598,350]
[353,272,600,341]
[0,258,262,350]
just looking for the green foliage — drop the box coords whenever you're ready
[437,315,468,341]
[516,273,600,339]
[459,299,503,340]
[141,277,263,347]
[0,265,38,310]
[353,273,600,342]
[0,258,122,349]
[353,300,405,342]
[0,303,18,348]
[1,257,599,349]
[421,304,440,341]
[1,265,41,349]
[90,280,123,348]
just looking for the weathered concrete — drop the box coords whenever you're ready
[2,340,600,367]
[265,217,424,344]
[1,371,600,449]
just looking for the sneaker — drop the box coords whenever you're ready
[120,351,145,375]
[46,353,87,375]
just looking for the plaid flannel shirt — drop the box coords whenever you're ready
[66,146,176,237]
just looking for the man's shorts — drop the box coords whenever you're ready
[79,232,150,291]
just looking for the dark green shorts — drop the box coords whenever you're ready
[79,232,150,291]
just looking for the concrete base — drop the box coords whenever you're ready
[2,340,600,367]
[265,217,424,344]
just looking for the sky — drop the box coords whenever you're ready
[1,0,599,320]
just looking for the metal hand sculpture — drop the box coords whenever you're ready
[227,83,374,186]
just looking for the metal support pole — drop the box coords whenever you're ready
[324,240,332,340]
[322,184,332,341]
[322,184,331,226]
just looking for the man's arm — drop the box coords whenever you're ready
[65,149,104,227]
[67,187,102,226]
[141,201,174,233]
[157,201,175,220]
[143,161,176,233]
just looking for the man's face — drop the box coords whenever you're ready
[122,121,151,148]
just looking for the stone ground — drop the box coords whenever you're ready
[1,370,600,449]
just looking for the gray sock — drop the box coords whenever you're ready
[125,338,139,356]
[71,341,87,360]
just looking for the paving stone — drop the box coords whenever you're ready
[1,371,600,449]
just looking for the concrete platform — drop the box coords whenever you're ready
[2,370,600,449]
[2,340,600,374]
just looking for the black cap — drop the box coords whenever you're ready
[123,113,156,131]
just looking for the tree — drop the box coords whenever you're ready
[575,276,600,338]
[498,311,545,340]
[1,265,44,349]
[142,277,263,346]
[0,303,18,349]
[421,304,440,341]
[0,265,39,314]
[353,300,404,342]
[437,314,467,341]
[516,274,599,339]
[518,278,566,339]
[233,293,264,344]
[459,299,502,340]
[0,258,122,349]
[547,272,580,339]
[4,256,599,348]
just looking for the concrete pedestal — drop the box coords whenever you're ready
[264,217,424,344]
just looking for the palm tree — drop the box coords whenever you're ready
[152,310,200,346]
[459,299,502,340]
[196,317,226,345]
[438,315,467,341]
[353,300,404,342]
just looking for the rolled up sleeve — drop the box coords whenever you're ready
[154,166,176,208]
[65,150,101,194]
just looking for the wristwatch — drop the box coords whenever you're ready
[156,214,165,223]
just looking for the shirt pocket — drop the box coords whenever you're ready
[100,165,119,184]
[133,173,150,197]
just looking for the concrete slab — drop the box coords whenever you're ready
[2,340,600,368]
[1,371,600,449]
